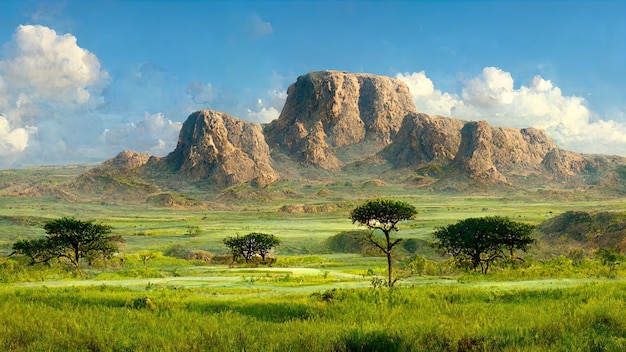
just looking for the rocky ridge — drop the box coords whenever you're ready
[67,70,626,196]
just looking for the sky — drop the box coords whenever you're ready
[0,0,624,169]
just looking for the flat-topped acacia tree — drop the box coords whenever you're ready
[12,217,121,274]
[350,198,417,287]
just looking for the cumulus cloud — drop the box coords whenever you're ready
[103,113,182,156]
[1,25,108,108]
[395,71,459,117]
[0,25,111,167]
[247,89,287,123]
[396,67,626,156]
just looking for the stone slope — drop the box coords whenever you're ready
[264,70,416,170]
[163,110,278,187]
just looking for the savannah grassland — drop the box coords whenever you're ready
[1,166,626,351]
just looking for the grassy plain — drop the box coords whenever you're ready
[2,168,626,350]
[2,281,626,351]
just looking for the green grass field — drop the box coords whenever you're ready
[2,177,626,350]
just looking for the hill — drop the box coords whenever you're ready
[536,210,626,252]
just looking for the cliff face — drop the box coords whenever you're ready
[384,114,591,184]
[164,110,278,187]
[383,113,465,167]
[263,70,417,169]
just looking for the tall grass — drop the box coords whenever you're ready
[1,282,625,351]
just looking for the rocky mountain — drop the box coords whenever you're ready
[60,70,626,199]
[382,110,624,186]
[160,110,279,187]
[264,70,416,170]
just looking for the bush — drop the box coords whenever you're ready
[185,250,213,262]
[322,230,370,254]
[163,244,190,259]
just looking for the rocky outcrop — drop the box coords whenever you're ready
[67,150,160,202]
[541,148,587,177]
[164,110,278,187]
[264,70,416,169]
[383,113,465,167]
[452,121,509,183]
[65,70,626,195]
[384,115,577,184]
[100,150,152,170]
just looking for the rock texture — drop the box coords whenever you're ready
[383,113,465,167]
[383,113,598,184]
[164,110,278,187]
[101,150,152,170]
[264,70,416,169]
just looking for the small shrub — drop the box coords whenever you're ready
[127,296,156,310]
[185,226,202,237]
[163,244,190,259]
[185,250,213,262]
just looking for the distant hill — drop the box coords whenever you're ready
[536,210,626,252]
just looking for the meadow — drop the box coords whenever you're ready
[1,173,626,351]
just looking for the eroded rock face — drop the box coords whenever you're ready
[101,151,152,170]
[383,113,465,167]
[541,148,587,177]
[385,114,574,184]
[452,121,509,183]
[165,110,278,187]
[264,70,417,169]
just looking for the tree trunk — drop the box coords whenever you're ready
[386,251,393,287]
[384,229,394,287]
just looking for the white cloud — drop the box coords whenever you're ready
[397,67,626,156]
[0,24,108,107]
[0,25,110,166]
[0,115,30,155]
[395,71,459,116]
[187,81,217,106]
[246,89,286,123]
[103,113,182,157]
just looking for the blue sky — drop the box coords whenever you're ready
[0,0,624,168]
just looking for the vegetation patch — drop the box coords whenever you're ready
[537,210,626,250]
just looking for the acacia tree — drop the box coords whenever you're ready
[248,233,281,261]
[350,198,417,287]
[432,216,535,273]
[12,217,122,273]
[223,233,281,263]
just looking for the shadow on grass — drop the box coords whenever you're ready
[192,301,315,323]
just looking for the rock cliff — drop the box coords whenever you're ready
[264,70,416,169]
[383,113,604,184]
[164,110,278,187]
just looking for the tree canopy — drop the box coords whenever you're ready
[432,216,535,273]
[350,198,417,287]
[223,232,281,263]
[11,217,122,273]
